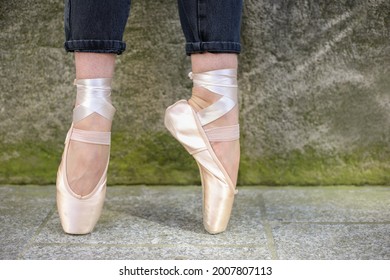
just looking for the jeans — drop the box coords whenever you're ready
[64,0,243,55]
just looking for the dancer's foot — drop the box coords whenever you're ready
[165,69,239,234]
[67,113,111,196]
[56,78,115,234]
[188,80,240,186]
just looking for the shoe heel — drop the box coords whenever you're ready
[164,100,207,154]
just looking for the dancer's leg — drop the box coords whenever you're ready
[57,0,131,234]
[189,53,240,186]
[166,0,243,233]
[66,53,116,196]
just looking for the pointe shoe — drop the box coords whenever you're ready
[56,78,115,234]
[164,69,239,234]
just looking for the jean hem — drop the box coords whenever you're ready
[64,40,126,55]
[185,41,241,55]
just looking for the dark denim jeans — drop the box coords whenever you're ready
[64,0,243,55]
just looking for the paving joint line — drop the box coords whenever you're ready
[17,203,56,259]
[258,194,279,260]
[32,242,263,249]
[278,221,390,225]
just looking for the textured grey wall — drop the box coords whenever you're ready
[1,0,390,185]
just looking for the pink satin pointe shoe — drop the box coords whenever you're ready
[56,78,115,234]
[164,69,239,234]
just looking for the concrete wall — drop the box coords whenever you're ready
[1,0,390,185]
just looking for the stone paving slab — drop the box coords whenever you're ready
[272,223,390,260]
[23,244,268,260]
[34,186,265,246]
[262,186,390,222]
[0,185,389,260]
[0,185,55,259]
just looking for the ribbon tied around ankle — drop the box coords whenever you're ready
[73,78,116,123]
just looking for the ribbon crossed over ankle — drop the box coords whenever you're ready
[189,69,239,142]
[73,78,116,123]
[66,78,116,146]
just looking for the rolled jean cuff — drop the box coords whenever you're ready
[185,41,241,56]
[64,40,126,55]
